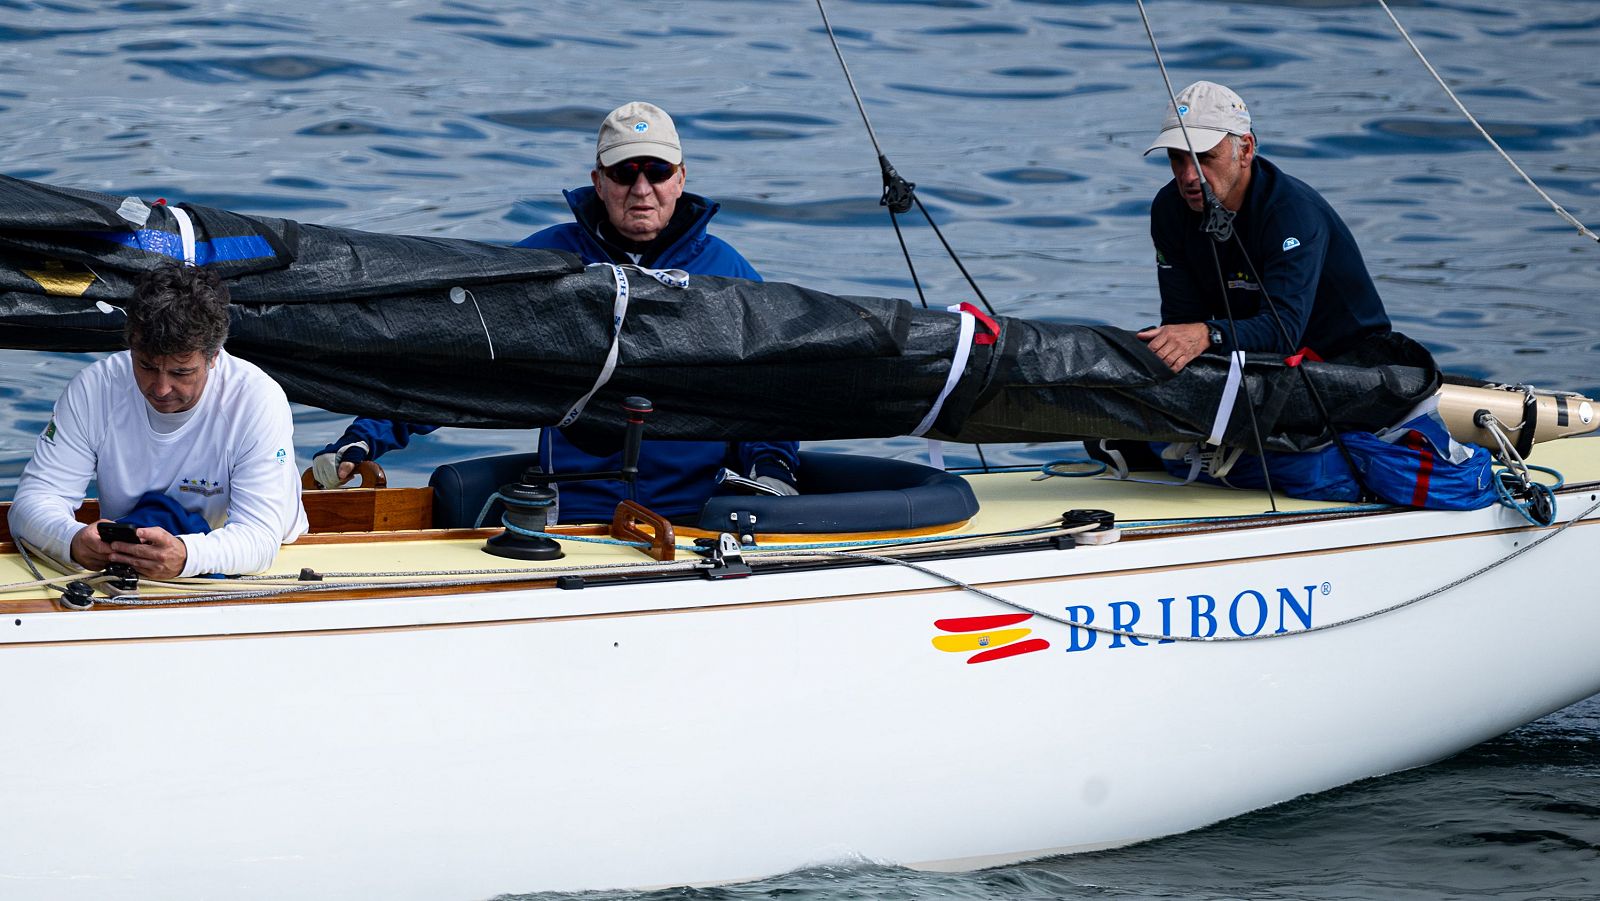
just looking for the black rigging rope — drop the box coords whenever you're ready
[1132,0,1388,506]
[1133,0,1277,508]
[812,0,998,319]
[814,0,994,472]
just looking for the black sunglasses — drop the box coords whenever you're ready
[601,158,679,185]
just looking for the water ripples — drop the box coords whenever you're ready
[1,5,1598,895]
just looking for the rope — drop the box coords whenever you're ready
[814,0,883,160]
[1377,0,1600,245]
[738,523,1073,553]
[811,0,1000,315]
[91,561,707,607]
[1035,459,1108,479]
[1472,406,1560,526]
[1132,0,1281,510]
[501,519,652,549]
[13,535,46,582]
[782,492,1600,643]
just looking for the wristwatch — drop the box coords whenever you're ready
[1207,324,1224,348]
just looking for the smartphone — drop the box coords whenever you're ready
[97,521,141,545]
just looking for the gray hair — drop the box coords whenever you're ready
[125,264,231,358]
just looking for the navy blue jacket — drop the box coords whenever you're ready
[320,187,798,523]
[1151,156,1390,358]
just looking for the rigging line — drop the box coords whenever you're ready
[812,0,998,318]
[1231,240,1377,501]
[813,0,991,473]
[888,207,929,308]
[1135,0,1276,510]
[910,194,995,315]
[1132,0,1234,241]
[806,492,1600,644]
[814,0,883,160]
[1137,0,1369,499]
[1206,239,1280,512]
[1377,1,1599,245]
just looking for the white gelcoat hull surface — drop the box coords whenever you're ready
[3,500,1599,900]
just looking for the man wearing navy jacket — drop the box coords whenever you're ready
[315,101,799,522]
[1136,81,1391,373]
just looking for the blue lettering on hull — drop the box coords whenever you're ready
[1061,583,1325,653]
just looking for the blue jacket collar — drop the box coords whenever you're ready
[560,185,721,267]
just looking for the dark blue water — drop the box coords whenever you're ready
[2,1,1597,897]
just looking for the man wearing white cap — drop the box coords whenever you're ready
[314,101,800,522]
[1135,81,1390,373]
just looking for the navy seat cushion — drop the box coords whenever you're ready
[696,451,978,533]
[430,450,979,533]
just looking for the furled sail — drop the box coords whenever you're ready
[0,174,1438,451]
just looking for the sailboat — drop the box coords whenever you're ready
[1,3,1598,899]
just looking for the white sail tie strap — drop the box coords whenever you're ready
[168,205,197,266]
[910,304,977,438]
[557,264,632,429]
[621,265,690,289]
[1206,350,1246,447]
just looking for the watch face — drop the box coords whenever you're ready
[1209,327,1223,346]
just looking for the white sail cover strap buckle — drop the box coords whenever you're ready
[911,305,977,438]
[168,205,197,266]
[1206,350,1247,446]
[557,264,634,428]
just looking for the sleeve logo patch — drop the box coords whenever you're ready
[1282,237,1301,251]
[42,418,57,442]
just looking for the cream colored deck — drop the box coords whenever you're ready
[2,437,1594,608]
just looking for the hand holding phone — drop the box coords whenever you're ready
[97,521,141,545]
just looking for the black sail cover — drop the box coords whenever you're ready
[0,174,1438,451]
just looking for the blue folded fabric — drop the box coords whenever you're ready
[115,491,226,577]
[116,491,212,535]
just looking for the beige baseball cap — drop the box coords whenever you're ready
[595,101,683,166]
[1143,81,1252,156]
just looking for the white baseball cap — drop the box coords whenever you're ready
[596,101,683,166]
[1144,81,1253,156]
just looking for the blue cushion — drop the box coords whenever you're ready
[431,450,979,533]
[696,451,978,533]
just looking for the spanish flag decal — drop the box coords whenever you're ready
[932,613,1049,664]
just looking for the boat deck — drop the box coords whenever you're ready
[1,437,1593,611]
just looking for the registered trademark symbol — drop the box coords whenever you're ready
[1321,582,1332,596]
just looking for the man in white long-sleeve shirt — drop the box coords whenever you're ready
[9,264,307,578]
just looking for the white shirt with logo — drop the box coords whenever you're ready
[9,349,309,576]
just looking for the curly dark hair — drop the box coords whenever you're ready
[125,264,231,357]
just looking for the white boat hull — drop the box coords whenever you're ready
[4,491,1598,900]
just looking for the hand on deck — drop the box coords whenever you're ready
[1136,322,1211,373]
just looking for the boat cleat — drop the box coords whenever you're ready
[57,580,95,611]
[701,532,753,580]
